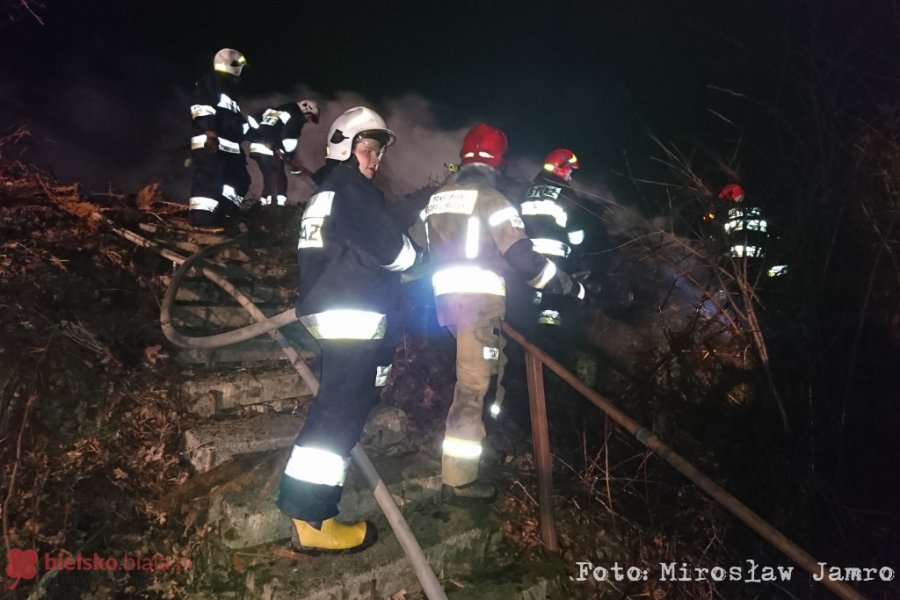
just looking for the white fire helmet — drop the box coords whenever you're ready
[297,99,320,123]
[213,49,247,77]
[326,106,395,161]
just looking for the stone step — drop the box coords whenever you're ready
[173,338,315,365]
[208,450,443,549]
[242,501,503,600]
[159,276,292,304]
[172,305,285,330]
[177,369,314,417]
[184,413,306,473]
[171,316,317,367]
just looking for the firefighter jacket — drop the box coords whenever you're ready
[295,161,417,339]
[189,72,248,156]
[420,164,568,327]
[248,102,308,160]
[519,172,586,265]
[722,203,788,278]
[723,203,768,259]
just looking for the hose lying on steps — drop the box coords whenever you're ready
[159,235,316,385]
[46,197,448,597]
[157,235,448,600]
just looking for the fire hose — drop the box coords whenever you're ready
[150,233,449,600]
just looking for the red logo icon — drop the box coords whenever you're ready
[5,548,38,590]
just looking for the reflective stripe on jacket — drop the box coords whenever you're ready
[296,161,416,330]
[520,174,585,263]
[421,164,531,326]
[189,72,247,154]
[247,102,307,160]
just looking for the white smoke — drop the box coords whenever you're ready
[240,87,547,204]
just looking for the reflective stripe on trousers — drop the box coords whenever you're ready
[442,315,504,486]
[276,336,386,521]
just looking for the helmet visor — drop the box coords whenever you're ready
[354,130,395,159]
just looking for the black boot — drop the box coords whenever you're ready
[441,480,497,503]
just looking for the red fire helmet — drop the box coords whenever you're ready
[542,148,580,181]
[718,183,746,203]
[460,123,508,169]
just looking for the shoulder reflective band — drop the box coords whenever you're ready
[568,229,585,245]
[526,184,561,200]
[260,109,283,126]
[283,445,349,487]
[442,436,482,459]
[531,238,571,258]
[217,93,241,114]
[249,142,275,156]
[538,309,561,326]
[191,104,216,119]
[527,259,558,289]
[488,206,525,229]
[767,265,788,277]
[375,364,392,387]
[299,310,387,340]
[298,191,335,249]
[728,206,762,219]
[730,245,764,258]
[724,218,768,233]
[432,266,506,296]
[422,189,478,219]
[282,138,298,153]
[246,115,259,129]
[189,196,218,212]
[483,346,499,360]
[304,191,335,218]
[520,199,568,227]
[465,217,481,259]
[383,235,417,271]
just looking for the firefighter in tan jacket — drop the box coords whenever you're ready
[419,123,585,500]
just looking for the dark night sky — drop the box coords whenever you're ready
[1,0,896,199]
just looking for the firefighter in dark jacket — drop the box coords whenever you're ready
[248,99,320,206]
[188,48,252,228]
[276,107,417,553]
[710,183,788,279]
[418,123,584,500]
[518,148,588,329]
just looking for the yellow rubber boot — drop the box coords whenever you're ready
[291,518,378,554]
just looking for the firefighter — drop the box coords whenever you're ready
[188,48,252,229]
[418,123,584,501]
[276,107,417,553]
[716,183,788,279]
[247,99,320,207]
[517,148,589,330]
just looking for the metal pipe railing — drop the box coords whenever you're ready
[502,322,868,600]
[524,352,558,552]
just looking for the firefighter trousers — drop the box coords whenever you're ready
[276,338,381,522]
[189,150,250,227]
[443,315,505,487]
[251,154,288,204]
